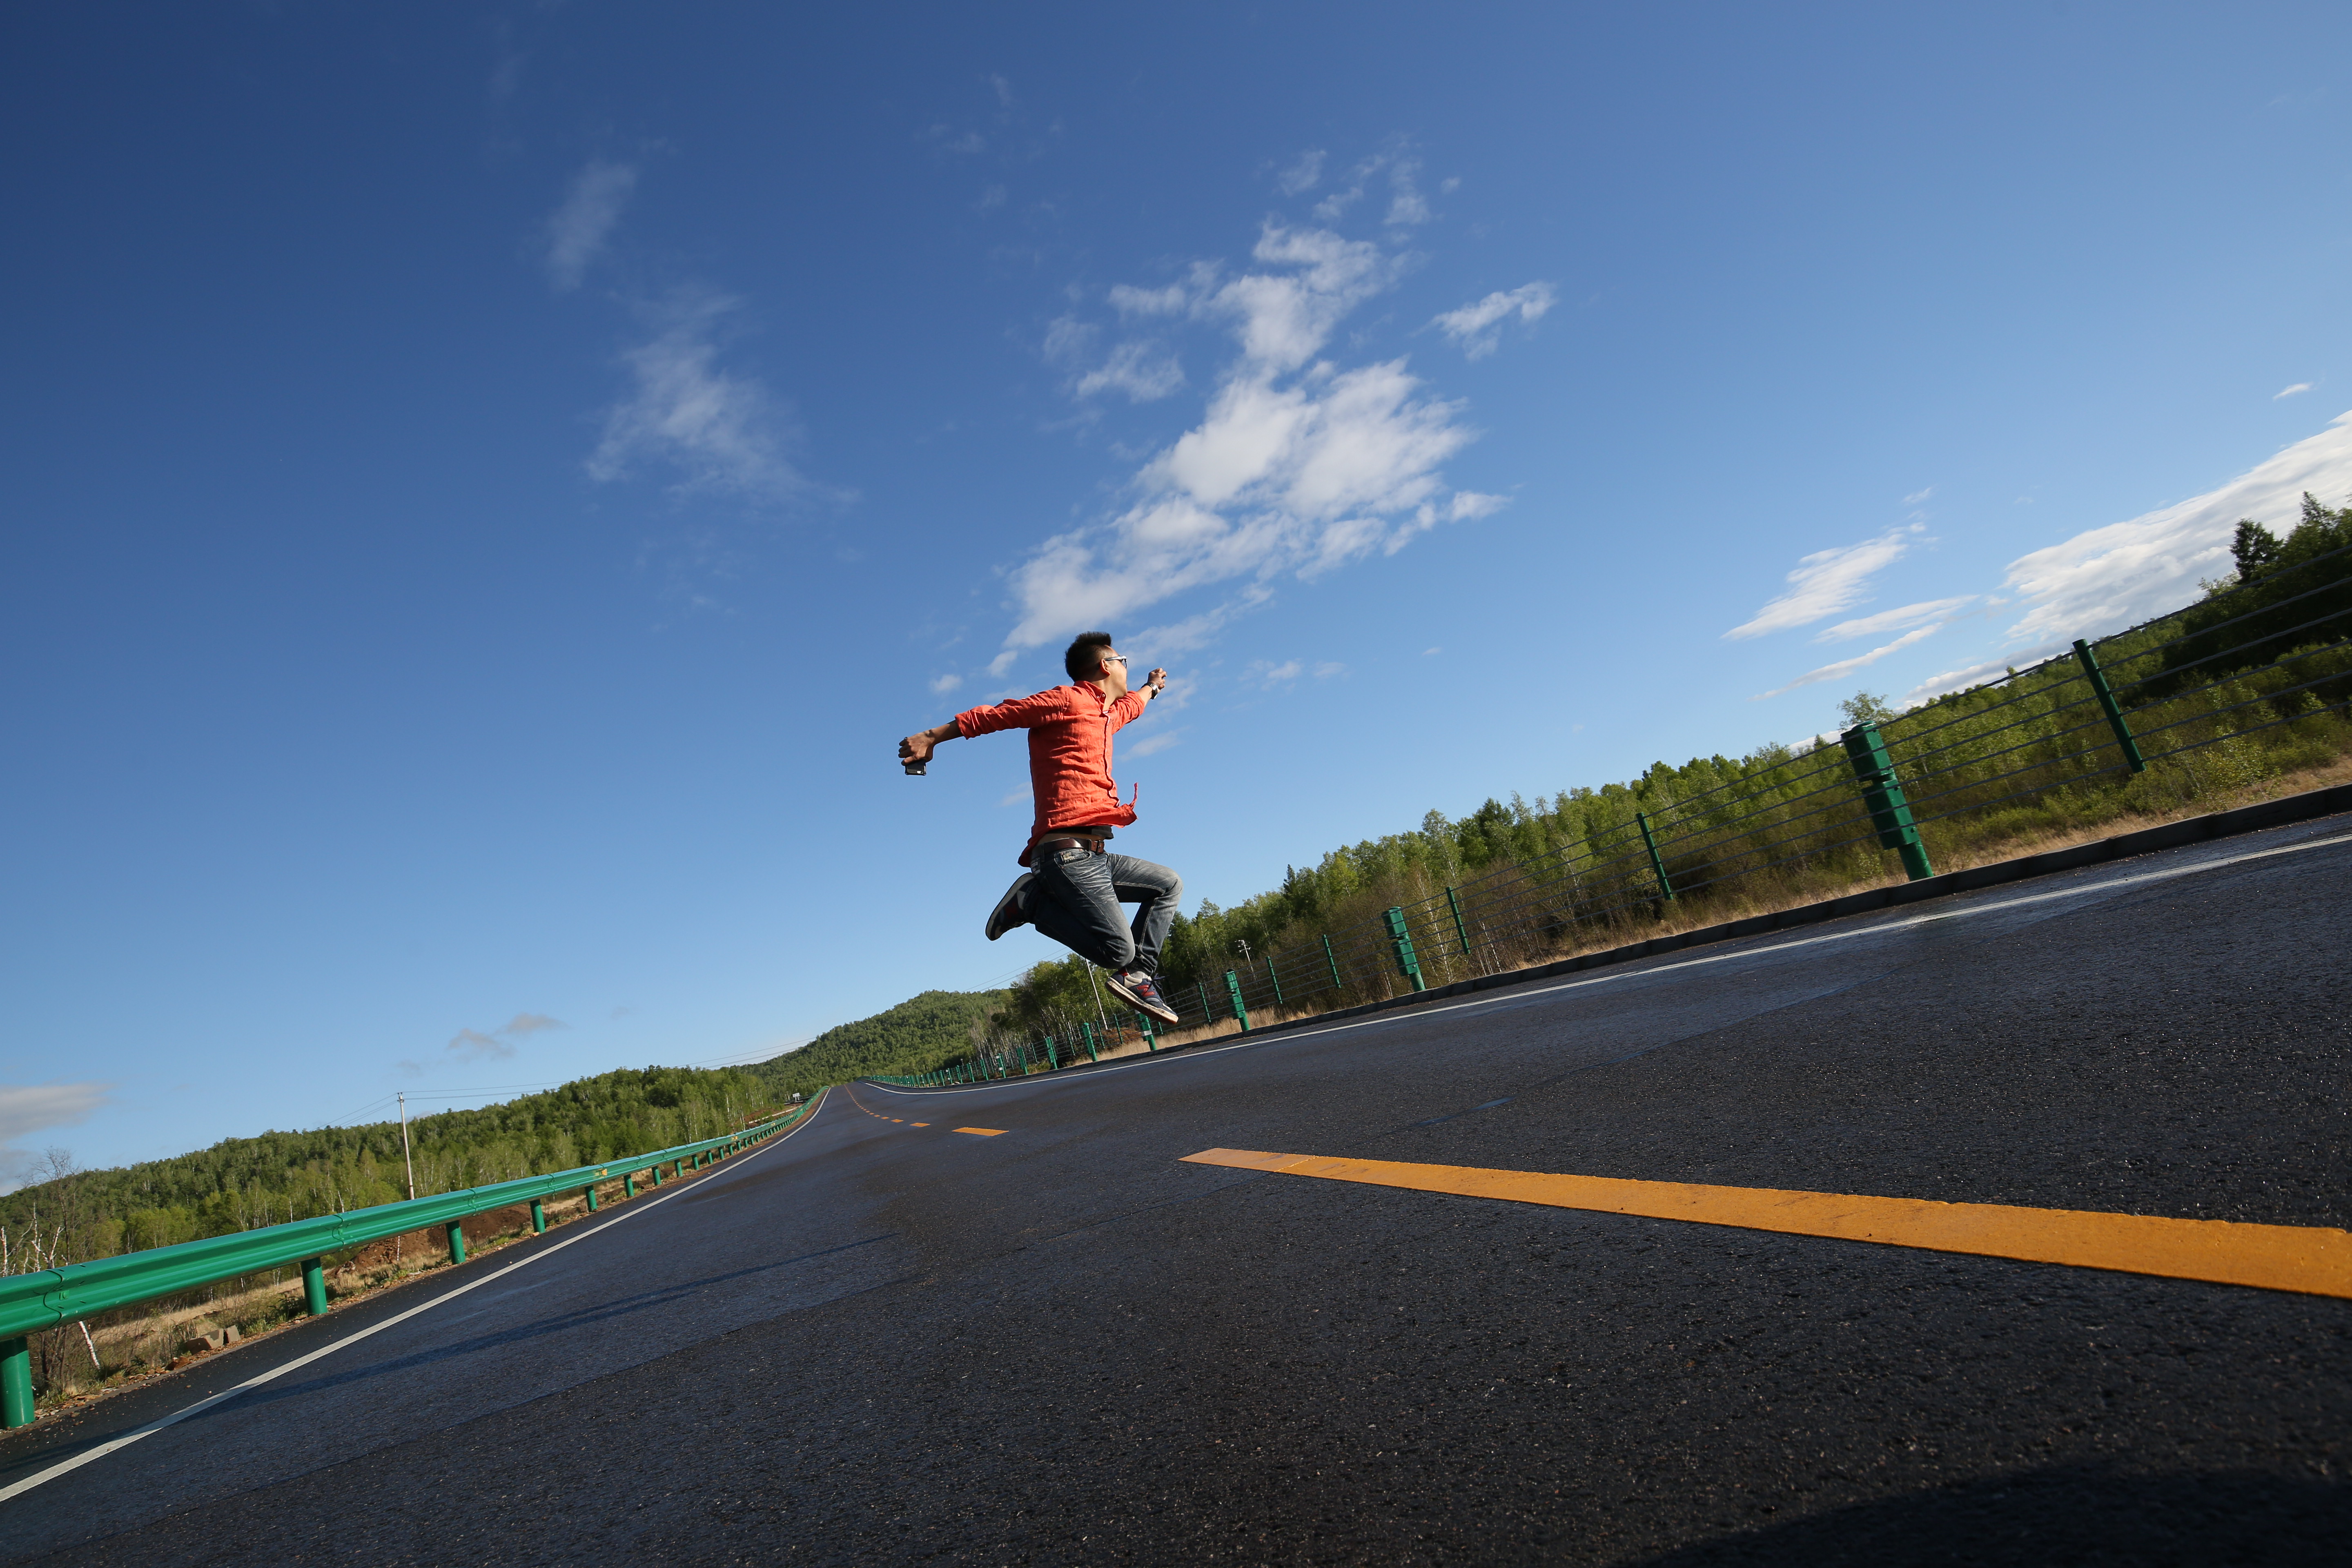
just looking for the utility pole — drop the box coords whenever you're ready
[1235,938,1255,976]
[398,1092,416,1202]
[1085,965,1111,1033]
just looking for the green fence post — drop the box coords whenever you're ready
[1136,1010,1156,1051]
[445,1221,467,1266]
[649,1164,662,1187]
[1635,811,1676,903]
[531,1198,548,1233]
[1384,907,1425,991]
[1266,955,1283,1005]
[1841,720,1935,880]
[1,1337,32,1430]
[301,1256,330,1317]
[584,1182,600,1213]
[2074,638,2147,773]
[625,1172,638,1198]
[1225,969,1251,1031]
[1196,979,1212,1021]
[1044,1035,1060,1070]
[1323,934,1343,991]
[1447,885,1471,954]
[1081,1021,1098,1061]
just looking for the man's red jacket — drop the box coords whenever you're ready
[955,683,1148,864]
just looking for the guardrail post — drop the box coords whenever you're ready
[1080,1021,1098,1062]
[1045,1035,1060,1070]
[2074,638,2147,773]
[1635,811,1676,903]
[1136,1009,1156,1051]
[584,1183,600,1212]
[301,1256,329,1316]
[531,1198,548,1233]
[445,1221,467,1266]
[1323,934,1343,991]
[2,1337,31,1429]
[648,1164,662,1187]
[1384,907,1425,991]
[1266,955,1283,1005]
[1196,979,1212,1021]
[1841,720,1935,880]
[625,1172,639,1198]
[1225,969,1251,1031]
[1447,885,1471,954]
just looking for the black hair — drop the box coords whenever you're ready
[1064,631,1115,682]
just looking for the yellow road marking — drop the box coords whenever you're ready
[956,1127,1008,1137]
[1179,1149,2352,1299]
[911,1122,930,1127]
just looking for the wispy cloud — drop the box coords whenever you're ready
[1126,730,1183,757]
[991,221,1502,661]
[545,160,638,291]
[0,1082,112,1191]
[1074,340,1186,402]
[930,673,964,696]
[2275,382,2314,400]
[1276,148,1325,195]
[1753,624,1944,700]
[588,291,823,504]
[1310,147,1436,227]
[445,1028,513,1063]
[437,1012,566,1068]
[1723,525,1923,641]
[1998,408,2352,648]
[1431,283,1555,360]
[1812,597,1974,644]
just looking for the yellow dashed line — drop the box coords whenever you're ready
[956,1128,1008,1137]
[1179,1149,2352,1299]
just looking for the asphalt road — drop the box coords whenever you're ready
[4,816,2348,1565]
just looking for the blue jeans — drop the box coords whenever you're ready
[1028,849,1183,976]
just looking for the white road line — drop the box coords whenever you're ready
[869,826,2352,1100]
[0,1090,830,1505]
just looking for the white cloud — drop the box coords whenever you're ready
[1812,597,1974,644]
[930,673,964,696]
[1904,486,1934,505]
[1385,159,1429,226]
[1723,525,1923,640]
[2275,382,2314,400]
[1074,341,1186,402]
[1997,409,2352,648]
[998,788,1029,807]
[1276,148,1326,195]
[588,292,817,503]
[1126,730,1182,757]
[1753,624,1944,700]
[1431,283,1555,360]
[500,1012,565,1038]
[1247,658,1305,686]
[546,160,638,291]
[0,1082,111,1190]
[995,223,1499,656]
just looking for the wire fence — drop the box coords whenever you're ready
[874,543,2352,1087]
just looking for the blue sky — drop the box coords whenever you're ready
[6,2,2349,1183]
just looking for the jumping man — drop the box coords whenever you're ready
[898,631,1184,1025]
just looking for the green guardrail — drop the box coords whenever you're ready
[0,1088,827,1429]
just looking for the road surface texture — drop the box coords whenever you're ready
[4,816,2348,1564]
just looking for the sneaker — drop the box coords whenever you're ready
[984,873,1034,941]
[1104,967,1180,1026]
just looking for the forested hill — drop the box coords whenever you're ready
[1,988,1002,1268]
[750,988,1006,1095]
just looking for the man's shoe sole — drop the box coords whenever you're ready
[1102,970,1180,1026]
[985,874,1034,941]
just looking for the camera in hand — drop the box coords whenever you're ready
[902,758,926,776]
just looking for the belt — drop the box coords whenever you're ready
[1034,834,1108,855]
